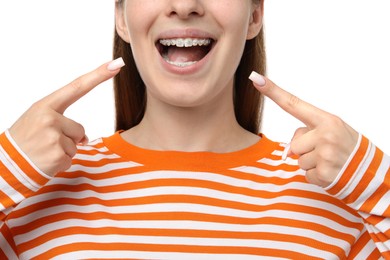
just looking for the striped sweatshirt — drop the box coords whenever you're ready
[0,130,389,259]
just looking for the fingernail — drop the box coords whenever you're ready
[107,57,125,71]
[282,143,291,161]
[249,71,266,86]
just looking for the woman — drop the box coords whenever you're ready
[0,0,388,259]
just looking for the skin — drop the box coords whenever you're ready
[115,0,264,153]
[252,77,359,187]
[8,0,359,188]
[9,63,121,176]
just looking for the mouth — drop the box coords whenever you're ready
[156,37,216,68]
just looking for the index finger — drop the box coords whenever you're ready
[250,72,329,128]
[41,57,125,114]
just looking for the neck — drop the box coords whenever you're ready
[122,87,259,153]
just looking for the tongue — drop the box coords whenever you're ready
[167,46,208,63]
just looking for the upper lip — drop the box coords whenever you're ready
[156,28,217,42]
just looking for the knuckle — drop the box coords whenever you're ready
[317,145,335,162]
[39,113,59,128]
[30,100,45,110]
[287,94,301,109]
[325,114,344,127]
[314,164,334,187]
[45,131,62,146]
[68,77,84,95]
[51,149,67,164]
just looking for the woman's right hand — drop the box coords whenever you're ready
[8,58,125,176]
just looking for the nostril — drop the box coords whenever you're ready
[169,11,201,19]
[168,3,205,19]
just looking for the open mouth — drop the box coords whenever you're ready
[156,38,215,68]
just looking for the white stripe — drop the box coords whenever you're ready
[326,134,363,192]
[383,239,390,251]
[374,242,389,255]
[73,153,120,161]
[232,165,304,179]
[76,145,108,152]
[366,221,389,241]
[15,219,351,249]
[53,170,309,191]
[1,206,13,216]
[257,157,299,167]
[354,235,378,259]
[336,141,374,200]
[350,154,390,209]
[53,250,287,260]
[371,189,390,216]
[11,178,325,211]
[0,145,40,191]
[0,233,19,259]
[67,161,142,173]
[0,176,24,207]
[78,138,104,148]
[10,179,360,225]
[376,218,390,233]
[365,224,390,252]
[7,204,362,236]
[15,184,329,204]
[21,234,338,260]
[5,168,267,209]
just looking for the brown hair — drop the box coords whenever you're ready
[113,3,266,134]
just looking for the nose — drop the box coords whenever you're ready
[167,0,205,19]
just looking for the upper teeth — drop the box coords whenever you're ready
[159,38,212,47]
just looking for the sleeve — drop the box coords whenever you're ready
[325,134,390,258]
[0,130,52,222]
[0,130,52,258]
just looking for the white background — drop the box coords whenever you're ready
[0,1,389,154]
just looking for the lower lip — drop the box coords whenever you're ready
[157,43,216,75]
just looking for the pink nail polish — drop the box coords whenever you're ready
[249,71,266,86]
[107,57,125,71]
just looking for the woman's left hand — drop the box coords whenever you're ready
[250,73,359,188]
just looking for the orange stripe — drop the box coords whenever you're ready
[347,231,374,259]
[0,133,49,187]
[0,160,32,201]
[19,226,345,257]
[28,212,358,242]
[345,148,382,205]
[383,205,390,220]
[0,223,18,255]
[376,250,390,259]
[365,248,385,259]
[47,173,308,197]
[361,184,388,215]
[0,250,7,260]
[0,189,15,211]
[35,242,324,260]
[366,215,386,226]
[0,212,6,222]
[327,136,370,196]
[9,193,363,231]
[71,157,128,168]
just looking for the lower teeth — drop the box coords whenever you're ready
[167,60,197,67]
[163,55,197,67]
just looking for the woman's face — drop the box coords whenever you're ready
[116,0,263,108]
